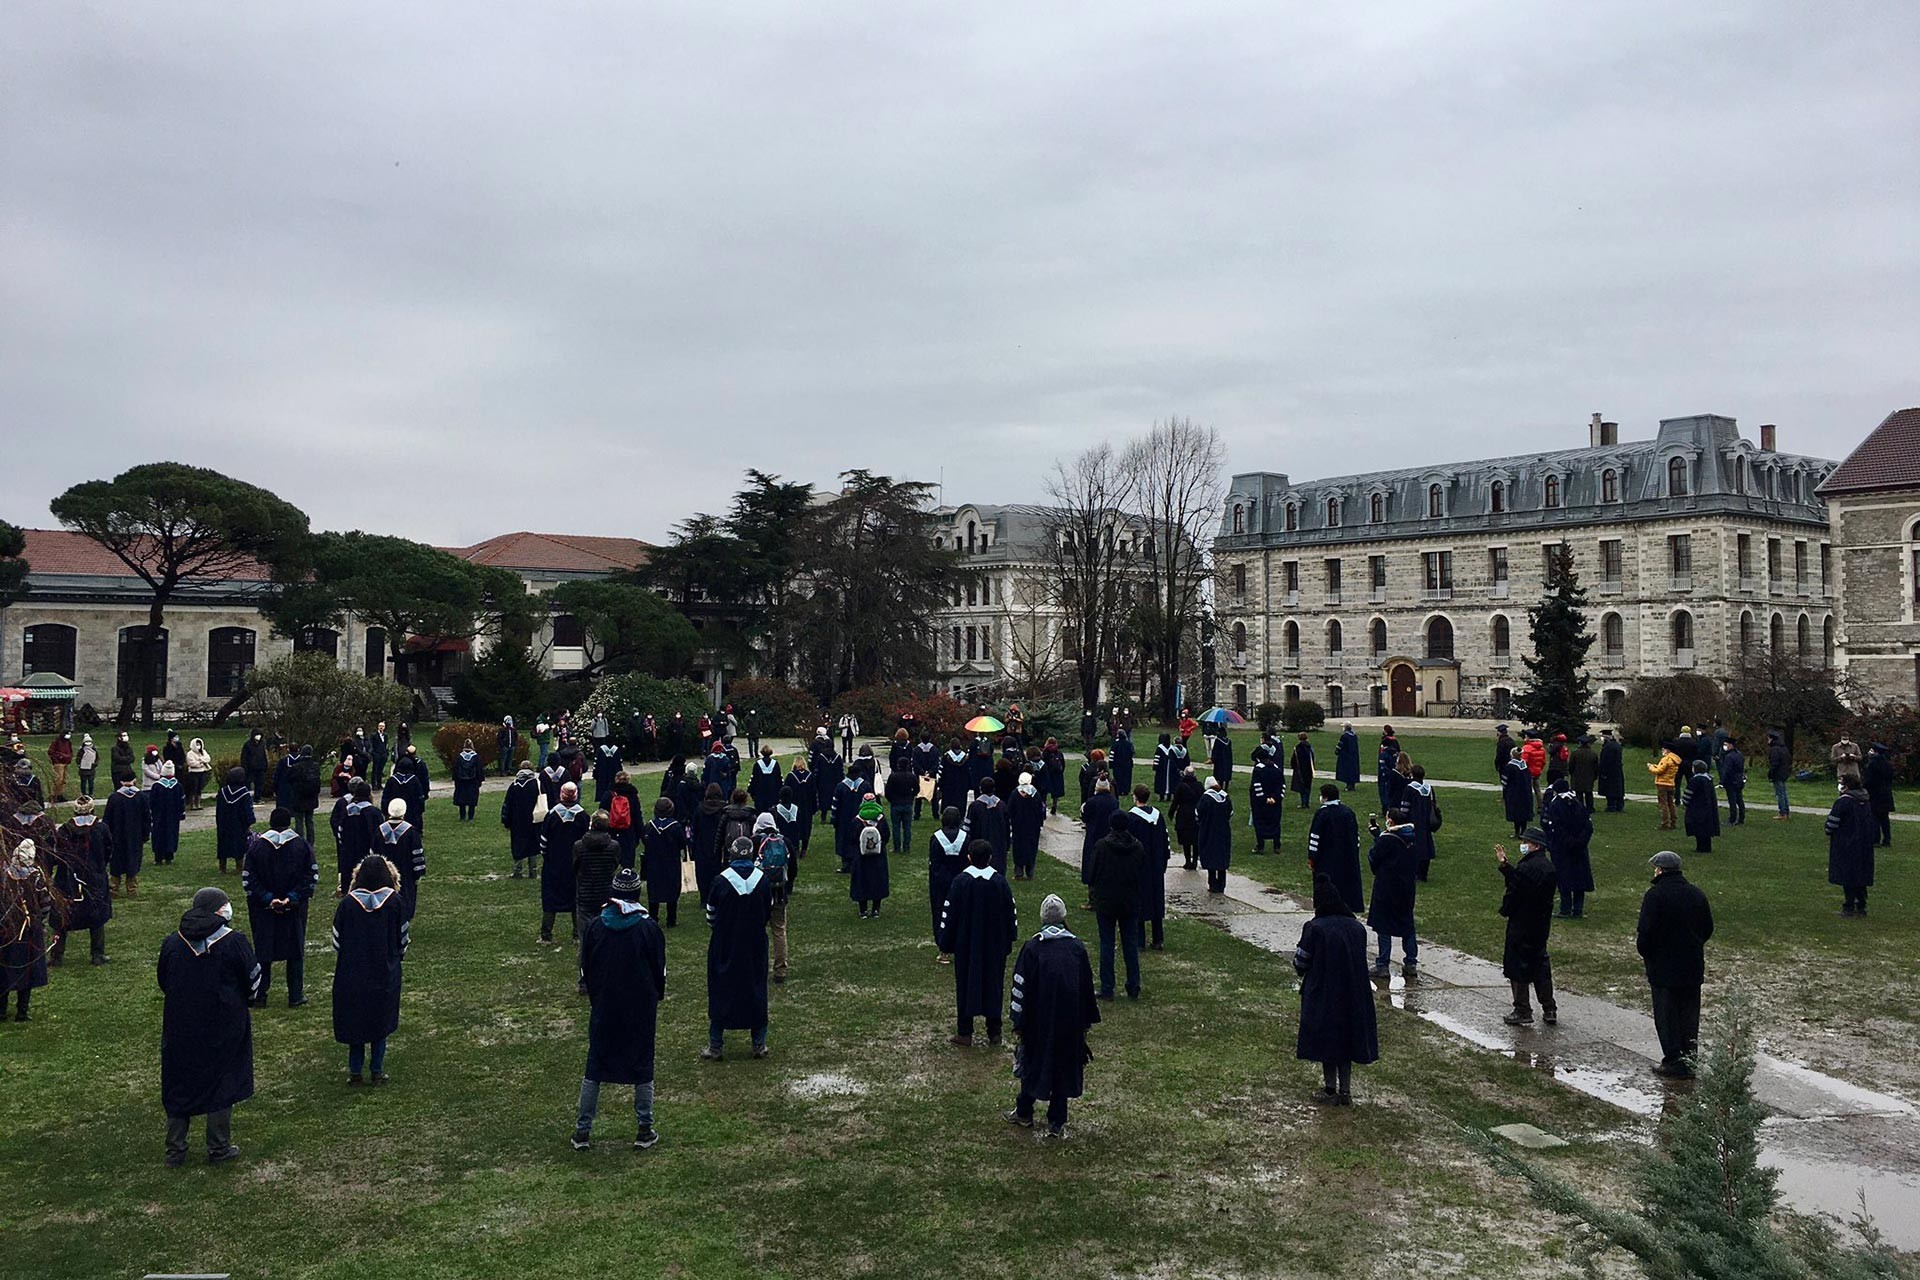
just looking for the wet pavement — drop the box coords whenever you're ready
[1035,814,1920,1248]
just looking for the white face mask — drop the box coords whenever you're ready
[216,902,234,921]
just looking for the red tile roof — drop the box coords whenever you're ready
[1818,408,1920,497]
[16,529,275,579]
[450,531,651,574]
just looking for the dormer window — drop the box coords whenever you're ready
[1325,497,1340,528]
[1285,502,1298,532]
[1668,457,1689,497]
[1427,484,1444,518]
[1490,480,1505,514]
[1544,476,1560,509]
[1232,503,1245,534]
[1601,469,1618,503]
[1370,493,1384,523]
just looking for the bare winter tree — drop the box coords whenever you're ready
[1038,445,1139,714]
[1125,417,1226,720]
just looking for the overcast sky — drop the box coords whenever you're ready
[4,3,1915,546]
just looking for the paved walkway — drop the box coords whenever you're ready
[1030,810,1920,1246]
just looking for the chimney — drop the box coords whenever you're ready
[1589,413,1618,447]
[1590,412,1602,447]
[1759,423,1777,452]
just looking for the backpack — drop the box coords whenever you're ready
[723,811,754,851]
[609,792,632,831]
[758,834,790,898]
[859,824,883,857]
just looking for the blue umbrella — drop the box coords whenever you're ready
[1199,707,1245,725]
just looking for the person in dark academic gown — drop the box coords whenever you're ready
[773,786,807,875]
[157,887,260,1165]
[1329,724,1359,790]
[500,764,541,878]
[1501,750,1535,838]
[1006,895,1100,1138]
[572,867,667,1149]
[382,748,430,835]
[450,741,484,821]
[1864,743,1896,846]
[214,768,254,876]
[1497,829,1558,1025]
[1126,789,1171,950]
[1151,734,1174,799]
[588,741,620,809]
[784,759,816,843]
[933,742,972,819]
[376,798,426,923]
[1172,767,1202,868]
[640,798,689,926]
[1209,731,1233,788]
[1598,730,1627,812]
[1541,776,1594,918]
[1307,784,1363,919]
[691,784,727,898]
[1196,775,1234,894]
[105,773,150,897]
[1008,773,1046,882]
[703,842,773,1060]
[1248,753,1285,853]
[539,784,588,943]
[1374,739,1399,816]
[937,839,1019,1045]
[674,769,705,834]
[812,746,844,824]
[52,800,113,965]
[1826,780,1876,916]
[1288,734,1316,808]
[540,757,572,809]
[147,762,187,866]
[927,806,969,952]
[331,852,408,1084]
[1041,738,1067,814]
[331,780,378,898]
[1294,872,1379,1104]
[1682,760,1720,854]
[1366,809,1419,976]
[963,777,1010,874]
[1,841,51,1019]
[609,772,643,868]
[1402,769,1438,882]
[849,797,891,915]
[241,809,319,1007]
[1078,777,1119,888]
[1076,750,1105,809]
[748,748,783,813]
[1109,729,1135,794]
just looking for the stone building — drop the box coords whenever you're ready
[1817,407,1920,707]
[1215,414,1838,721]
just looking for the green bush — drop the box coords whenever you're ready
[451,644,548,724]
[570,674,711,745]
[431,722,499,773]
[1254,701,1285,735]
[1845,703,1920,785]
[1281,699,1325,733]
[727,677,821,739]
[1019,698,1081,745]
[1617,675,1728,748]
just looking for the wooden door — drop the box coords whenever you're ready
[1389,664,1416,717]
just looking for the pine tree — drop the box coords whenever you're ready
[1512,542,1595,738]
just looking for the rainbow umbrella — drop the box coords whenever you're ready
[965,714,1006,734]
[1199,707,1246,725]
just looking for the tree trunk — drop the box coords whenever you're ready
[117,598,169,727]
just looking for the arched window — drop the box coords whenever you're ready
[1370,618,1387,656]
[21,622,77,679]
[1601,469,1618,503]
[1285,502,1298,532]
[1427,484,1444,518]
[1370,493,1384,523]
[296,626,339,659]
[1739,611,1753,656]
[1823,616,1836,666]
[1327,684,1345,716]
[966,520,978,553]
[1284,620,1301,658]
[1425,616,1454,660]
[1232,504,1245,534]
[1327,619,1344,653]
[1732,459,1746,495]
[1544,475,1561,508]
[1797,614,1812,657]
[1603,612,1624,658]
[117,625,169,699]
[1232,622,1248,654]
[1490,480,1505,514]
[364,627,388,679]
[1491,615,1511,657]
[1770,612,1785,653]
[1325,497,1340,528]
[207,626,257,698]
[1668,457,1689,497]
[1671,610,1695,661]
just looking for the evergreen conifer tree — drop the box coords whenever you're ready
[1512,542,1595,737]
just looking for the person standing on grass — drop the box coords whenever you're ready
[593,739,623,809]
[1501,746,1534,839]
[366,722,389,789]
[451,739,484,822]
[1366,808,1419,978]
[1830,732,1864,790]
[1864,743,1896,848]
[750,746,784,814]
[1647,742,1681,831]
[1,840,51,1021]
[912,731,940,819]
[1519,733,1547,809]
[47,730,73,804]
[774,784,808,869]
[703,836,773,1061]
[963,776,1009,875]
[1826,777,1876,918]
[215,768,255,877]
[1334,724,1360,792]
[1109,725,1135,795]
[1682,759,1719,854]
[184,737,213,810]
[1248,748,1285,854]
[1598,729,1626,813]
[1539,774,1593,919]
[785,756,816,840]
[1403,764,1439,882]
[1569,736,1598,812]
[1196,775,1234,894]
[1496,830,1558,1027]
[330,780,376,898]
[149,761,186,867]
[1079,775,1119,891]
[1289,733,1316,809]
[572,812,622,987]
[106,772,150,897]
[1294,872,1379,1106]
[76,733,98,799]
[496,717,517,778]
[850,793,891,918]
[332,853,408,1086]
[751,813,793,986]
[1127,786,1170,951]
[572,867,666,1151]
[1086,808,1145,1001]
[158,887,259,1166]
[1152,733,1175,800]
[929,806,968,960]
[1636,851,1712,1079]
[377,798,426,924]
[1766,730,1792,821]
[883,756,917,854]
[501,762,541,879]
[1493,724,1516,782]
[539,783,587,945]
[1076,748,1107,811]
[938,838,1018,1046]
[1210,729,1234,789]
[282,745,322,846]
[540,752,571,810]
[1041,737,1067,815]
[609,772,643,869]
[1374,735,1398,816]
[1717,735,1747,827]
[1006,895,1100,1140]
[640,797,688,926]
[52,798,113,966]
[1008,772,1046,882]
[242,808,318,1008]
[1308,784,1363,919]
[1173,764,1202,869]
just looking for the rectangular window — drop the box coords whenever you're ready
[1324,558,1342,602]
[1737,533,1752,580]
[1488,547,1509,598]
[1768,538,1783,591]
[951,627,962,662]
[550,613,586,648]
[1599,539,1623,590]
[1821,543,1832,594]
[1231,563,1246,597]
[1284,561,1299,598]
[1369,554,1387,601]
[1794,541,1809,592]
[1423,551,1453,596]
[1541,544,1557,585]
[1669,534,1693,589]
[965,627,977,661]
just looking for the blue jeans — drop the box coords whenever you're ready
[890,803,913,855]
[1376,931,1418,967]
[1096,911,1142,997]
[1773,780,1790,814]
[709,1021,767,1054]
[347,1039,387,1075]
[577,1077,653,1132]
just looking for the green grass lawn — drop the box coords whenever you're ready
[3,796,1643,1279]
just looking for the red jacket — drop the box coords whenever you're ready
[1520,739,1547,778]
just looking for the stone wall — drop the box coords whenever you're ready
[1830,493,1920,706]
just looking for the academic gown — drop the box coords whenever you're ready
[1110,735,1135,793]
[640,818,688,909]
[1365,828,1418,939]
[1402,780,1437,878]
[830,780,865,867]
[331,885,407,1046]
[1008,786,1047,864]
[539,806,587,914]
[1155,745,1190,798]
[1293,914,1380,1066]
[1542,793,1594,893]
[382,764,428,831]
[592,745,623,807]
[748,759,783,812]
[937,865,1018,1019]
[705,862,773,1030]
[157,924,260,1117]
[0,866,50,993]
[812,752,844,818]
[1289,743,1316,801]
[1499,849,1557,980]
[332,799,377,889]
[675,776,706,830]
[1307,803,1364,918]
[786,770,817,834]
[581,904,667,1083]
[1248,761,1286,840]
[1079,792,1119,883]
[927,828,967,938]
[1128,807,1170,927]
[1042,748,1067,802]
[1683,774,1721,840]
[500,776,541,865]
[1826,789,1876,888]
[1501,760,1535,826]
[215,784,255,868]
[1210,735,1234,787]
[539,765,572,809]
[963,794,1010,873]
[1196,789,1234,872]
[104,786,150,876]
[1334,731,1361,789]
[1374,746,1399,811]
[1172,774,1201,850]
[848,819,891,903]
[148,778,187,860]
[1598,740,1626,802]
[242,830,318,963]
[452,751,485,807]
[935,751,973,817]
[1010,927,1100,1101]
[53,818,113,931]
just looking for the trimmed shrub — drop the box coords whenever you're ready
[432,722,498,773]
[1281,698,1325,733]
[1254,701,1285,735]
[1617,675,1728,748]
[824,684,972,746]
[450,644,548,724]
[727,677,821,739]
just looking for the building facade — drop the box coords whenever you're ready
[1215,414,1837,721]
[1818,407,1920,707]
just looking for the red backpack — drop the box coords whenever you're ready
[609,793,633,831]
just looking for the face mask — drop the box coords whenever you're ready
[217,902,234,921]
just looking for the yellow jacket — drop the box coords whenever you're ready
[1647,750,1681,787]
